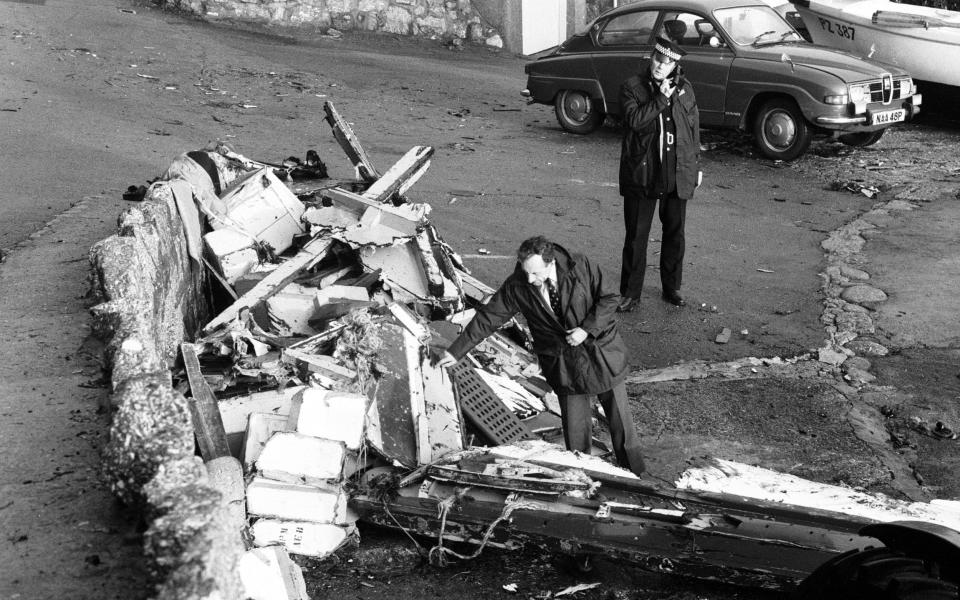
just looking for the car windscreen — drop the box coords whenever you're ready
[713,5,801,46]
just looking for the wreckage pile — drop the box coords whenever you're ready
[154,102,596,594]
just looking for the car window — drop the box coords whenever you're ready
[597,10,659,46]
[713,6,799,45]
[657,12,713,48]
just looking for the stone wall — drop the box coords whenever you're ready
[157,0,506,48]
[90,175,246,599]
[585,0,614,22]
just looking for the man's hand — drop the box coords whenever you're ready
[565,327,588,346]
[658,78,676,98]
[431,350,457,368]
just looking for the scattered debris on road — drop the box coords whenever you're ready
[122,101,960,600]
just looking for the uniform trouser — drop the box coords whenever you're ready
[557,382,646,476]
[620,189,687,299]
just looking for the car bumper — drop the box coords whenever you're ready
[815,95,922,127]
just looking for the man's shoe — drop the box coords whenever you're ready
[616,296,640,313]
[662,289,686,306]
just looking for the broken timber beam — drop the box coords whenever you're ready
[456,268,494,303]
[324,187,423,237]
[323,101,380,183]
[202,236,333,334]
[361,146,434,204]
[181,342,232,460]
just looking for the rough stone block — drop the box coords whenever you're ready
[103,374,195,505]
[144,458,244,600]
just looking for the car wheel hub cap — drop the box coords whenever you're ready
[764,110,796,149]
[563,94,590,124]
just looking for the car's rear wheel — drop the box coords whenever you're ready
[753,98,812,160]
[839,129,886,147]
[554,89,603,134]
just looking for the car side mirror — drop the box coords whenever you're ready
[709,35,721,48]
[694,19,715,36]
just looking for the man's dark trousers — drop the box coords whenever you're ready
[557,382,645,475]
[621,188,687,299]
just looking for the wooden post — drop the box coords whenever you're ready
[181,342,232,460]
[361,146,434,204]
[323,101,380,182]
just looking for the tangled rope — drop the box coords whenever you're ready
[427,489,538,567]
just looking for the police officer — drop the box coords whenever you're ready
[617,37,702,312]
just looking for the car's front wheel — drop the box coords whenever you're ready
[753,98,812,160]
[554,90,603,134]
[839,129,886,147]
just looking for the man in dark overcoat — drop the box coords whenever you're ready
[617,37,702,312]
[435,236,645,476]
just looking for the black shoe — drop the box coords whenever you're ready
[662,289,686,306]
[616,296,640,313]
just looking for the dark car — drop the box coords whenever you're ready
[522,0,921,160]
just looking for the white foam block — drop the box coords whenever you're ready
[251,519,353,558]
[243,413,290,473]
[256,431,345,485]
[288,387,367,450]
[246,476,349,524]
[203,228,259,284]
[266,291,319,336]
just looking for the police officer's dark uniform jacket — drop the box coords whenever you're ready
[619,68,701,198]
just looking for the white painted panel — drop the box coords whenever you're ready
[522,0,567,56]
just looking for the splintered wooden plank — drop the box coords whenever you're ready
[202,236,333,334]
[361,146,434,204]
[455,268,495,303]
[324,187,425,236]
[420,350,465,461]
[387,302,428,342]
[323,101,380,182]
[365,322,417,467]
[401,328,430,466]
[181,343,232,460]
[389,301,464,462]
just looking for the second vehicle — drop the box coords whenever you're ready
[522,0,922,160]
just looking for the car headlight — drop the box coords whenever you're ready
[848,84,869,103]
[901,79,913,96]
[824,94,849,105]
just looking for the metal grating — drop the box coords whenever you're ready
[450,361,534,445]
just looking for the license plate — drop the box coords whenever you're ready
[870,108,906,125]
